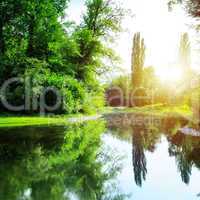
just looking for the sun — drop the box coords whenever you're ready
[156,67,183,83]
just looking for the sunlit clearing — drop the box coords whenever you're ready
[156,68,183,83]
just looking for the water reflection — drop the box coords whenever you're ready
[131,125,161,186]
[106,113,200,188]
[168,131,200,184]
[0,121,126,200]
[1,114,200,199]
[132,127,147,187]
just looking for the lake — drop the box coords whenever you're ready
[0,113,200,200]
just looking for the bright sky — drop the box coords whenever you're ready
[67,0,198,77]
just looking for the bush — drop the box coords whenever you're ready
[26,63,105,114]
[25,64,86,114]
[82,90,105,114]
[0,57,104,114]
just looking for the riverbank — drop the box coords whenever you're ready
[0,114,82,128]
[0,104,192,128]
[118,104,192,118]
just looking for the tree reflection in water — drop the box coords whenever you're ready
[131,125,161,186]
[132,128,147,187]
[1,114,200,198]
[107,113,200,187]
[0,121,127,200]
[168,130,200,184]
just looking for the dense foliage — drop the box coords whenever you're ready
[0,120,127,200]
[0,0,124,114]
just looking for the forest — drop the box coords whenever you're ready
[0,0,125,115]
[0,0,200,120]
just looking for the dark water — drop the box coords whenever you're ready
[0,114,200,200]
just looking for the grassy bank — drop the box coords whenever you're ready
[0,104,192,128]
[104,104,192,118]
[125,104,192,117]
[0,114,83,128]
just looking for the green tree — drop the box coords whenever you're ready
[178,33,191,77]
[0,0,69,80]
[69,0,125,85]
[131,32,146,89]
[110,75,131,101]
[0,0,126,114]
[0,0,25,55]
[24,0,68,59]
[168,0,200,19]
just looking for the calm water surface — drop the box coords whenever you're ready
[0,114,200,200]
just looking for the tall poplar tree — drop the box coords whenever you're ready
[179,32,191,75]
[131,32,146,89]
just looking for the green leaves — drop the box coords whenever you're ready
[0,0,126,114]
[83,0,124,37]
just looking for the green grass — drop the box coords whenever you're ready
[121,104,192,118]
[103,104,192,118]
[0,104,192,128]
[0,114,84,128]
[0,117,64,128]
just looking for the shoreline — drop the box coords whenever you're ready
[0,105,193,128]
